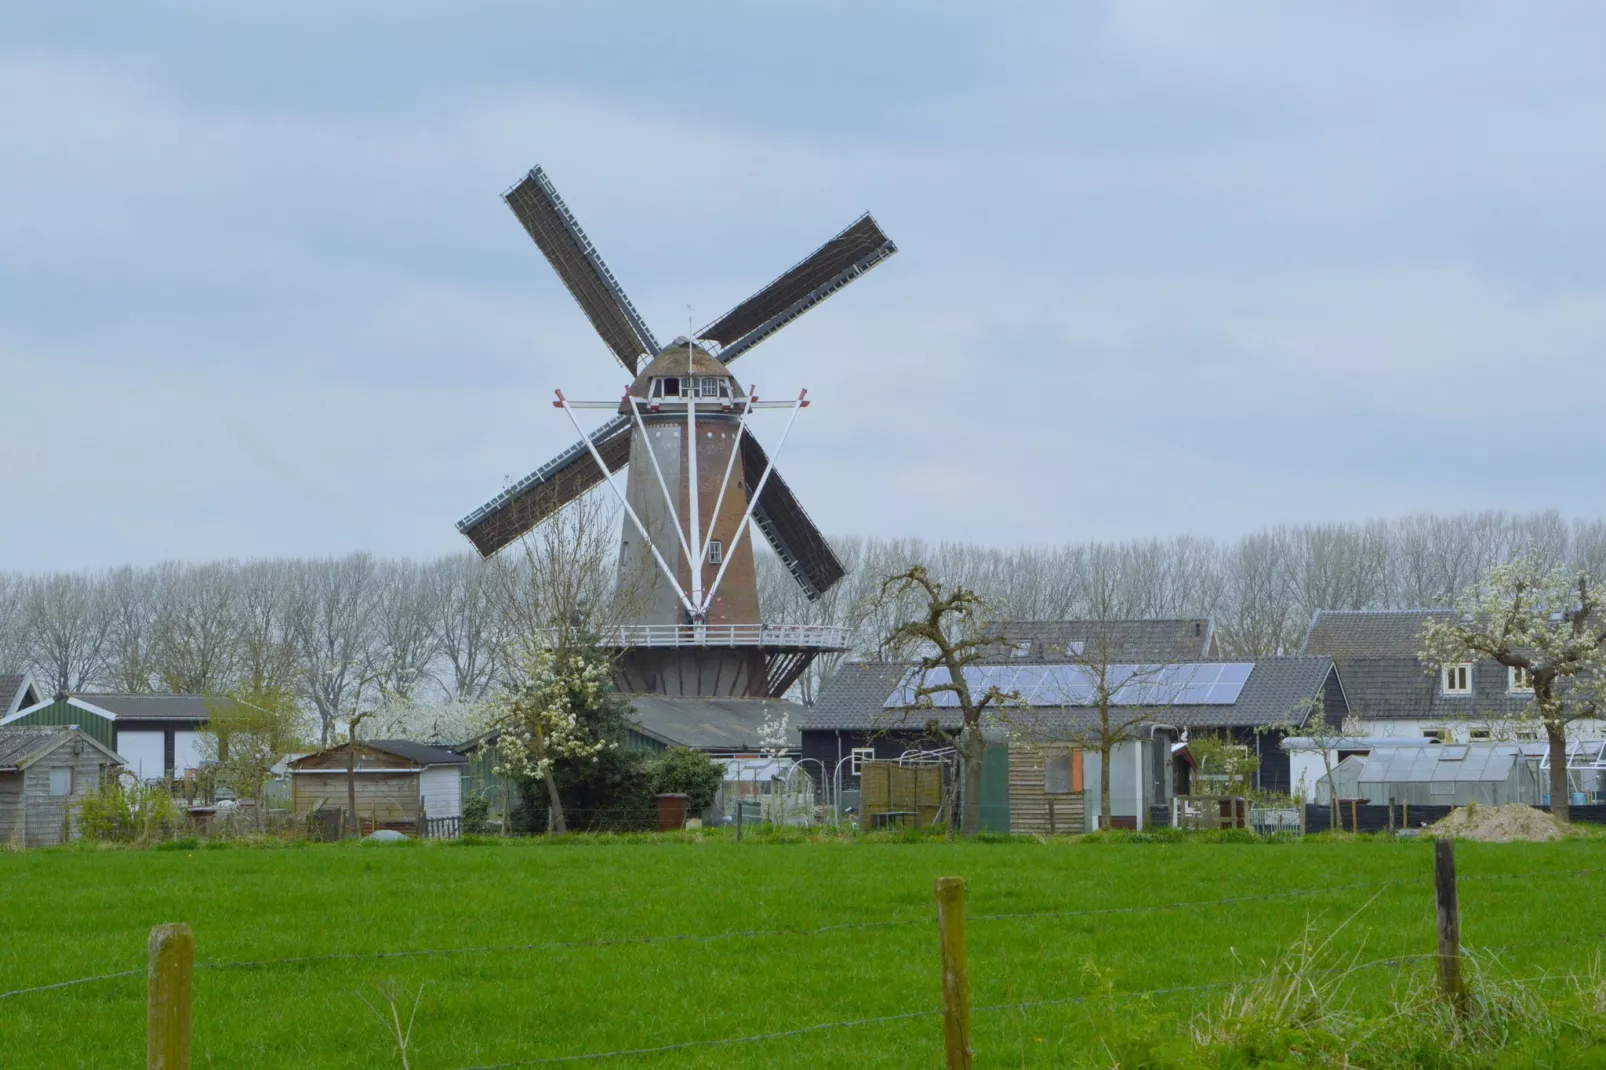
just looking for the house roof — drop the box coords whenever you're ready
[361,740,469,766]
[987,619,1214,661]
[0,674,41,718]
[70,694,215,722]
[803,656,1339,736]
[1301,610,1454,659]
[628,696,804,751]
[0,726,122,770]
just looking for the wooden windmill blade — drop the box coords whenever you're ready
[503,167,659,374]
[699,213,896,366]
[737,433,846,602]
[456,415,632,557]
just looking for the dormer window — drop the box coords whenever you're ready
[1508,666,1534,694]
[1441,663,1472,695]
[651,377,681,398]
[650,376,731,400]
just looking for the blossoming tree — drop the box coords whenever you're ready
[491,640,614,834]
[1420,558,1606,824]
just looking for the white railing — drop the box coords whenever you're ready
[597,624,851,649]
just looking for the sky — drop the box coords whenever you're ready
[5,3,1606,572]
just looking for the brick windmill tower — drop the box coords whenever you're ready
[456,165,897,704]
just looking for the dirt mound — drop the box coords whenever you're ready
[1429,803,1565,843]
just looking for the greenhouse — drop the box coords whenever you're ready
[1315,743,1546,807]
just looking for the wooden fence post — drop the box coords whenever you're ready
[1434,838,1468,1016]
[935,877,972,1070]
[148,923,194,1070]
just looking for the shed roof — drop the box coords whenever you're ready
[629,696,804,751]
[71,694,215,722]
[0,726,122,770]
[804,656,1338,736]
[288,739,468,769]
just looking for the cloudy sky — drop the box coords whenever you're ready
[5,3,1606,572]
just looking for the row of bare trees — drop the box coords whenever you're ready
[3,508,1604,726]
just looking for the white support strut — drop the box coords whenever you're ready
[699,390,809,614]
[699,389,755,566]
[626,394,697,573]
[684,342,703,616]
[553,390,697,617]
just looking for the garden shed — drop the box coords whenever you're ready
[289,740,467,832]
[1317,743,1544,807]
[0,726,124,847]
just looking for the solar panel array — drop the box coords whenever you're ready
[883,662,1255,709]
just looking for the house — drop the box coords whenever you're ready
[1299,609,1606,744]
[288,740,467,830]
[0,726,125,847]
[0,673,44,718]
[802,619,1348,831]
[0,693,214,780]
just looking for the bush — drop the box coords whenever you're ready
[77,773,184,844]
[648,747,724,812]
[462,794,492,835]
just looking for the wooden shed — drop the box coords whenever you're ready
[289,740,467,832]
[0,726,124,847]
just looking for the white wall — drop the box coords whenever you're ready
[174,731,203,775]
[419,766,462,820]
[116,731,165,779]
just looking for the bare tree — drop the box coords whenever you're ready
[22,573,113,693]
[429,554,504,701]
[879,565,1013,838]
[102,566,157,692]
[235,559,299,695]
[371,560,443,703]
[0,573,28,673]
[288,554,381,744]
[148,562,241,695]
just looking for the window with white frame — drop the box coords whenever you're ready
[1441,663,1472,695]
[1508,666,1534,694]
[48,766,72,796]
[1469,728,1493,741]
[1422,728,1450,744]
[707,540,723,565]
[850,747,876,776]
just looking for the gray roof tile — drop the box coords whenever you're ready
[804,656,1338,735]
[0,726,70,769]
[74,694,214,722]
[1301,610,1454,659]
[986,619,1214,661]
[628,696,806,751]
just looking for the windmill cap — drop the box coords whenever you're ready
[622,343,745,409]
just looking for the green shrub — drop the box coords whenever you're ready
[647,747,724,812]
[77,774,184,844]
[462,794,492,835]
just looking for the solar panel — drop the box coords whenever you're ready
[883,662,1256,708]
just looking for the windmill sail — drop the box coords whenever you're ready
[504,167,659,373]
[700,214,896,365]
[738,434,846,601]
[457,415,632,557]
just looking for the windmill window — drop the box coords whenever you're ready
[652,378,681,398]
[708,540,723,565]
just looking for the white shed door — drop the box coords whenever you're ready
[173,731,204,776]
[117,731,165,779]
[419,766,462,820]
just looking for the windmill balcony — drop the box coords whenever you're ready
[596,624,851,652]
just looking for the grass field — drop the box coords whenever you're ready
[3,833,1606,1068]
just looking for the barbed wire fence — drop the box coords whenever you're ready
[6,854,1606,1068]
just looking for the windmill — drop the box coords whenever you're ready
[457,166,897,699]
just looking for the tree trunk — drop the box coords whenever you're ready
[1547,721,1570,825]
[544,774,567,835]
[345,744,358,840]
[1100,745,1112,830]
[960,726,985,838]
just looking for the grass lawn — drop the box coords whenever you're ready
[2,834,1605,1068]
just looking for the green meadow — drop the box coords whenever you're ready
[3,834,1605,1068]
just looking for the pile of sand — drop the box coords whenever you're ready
[1428,803,1566,843]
